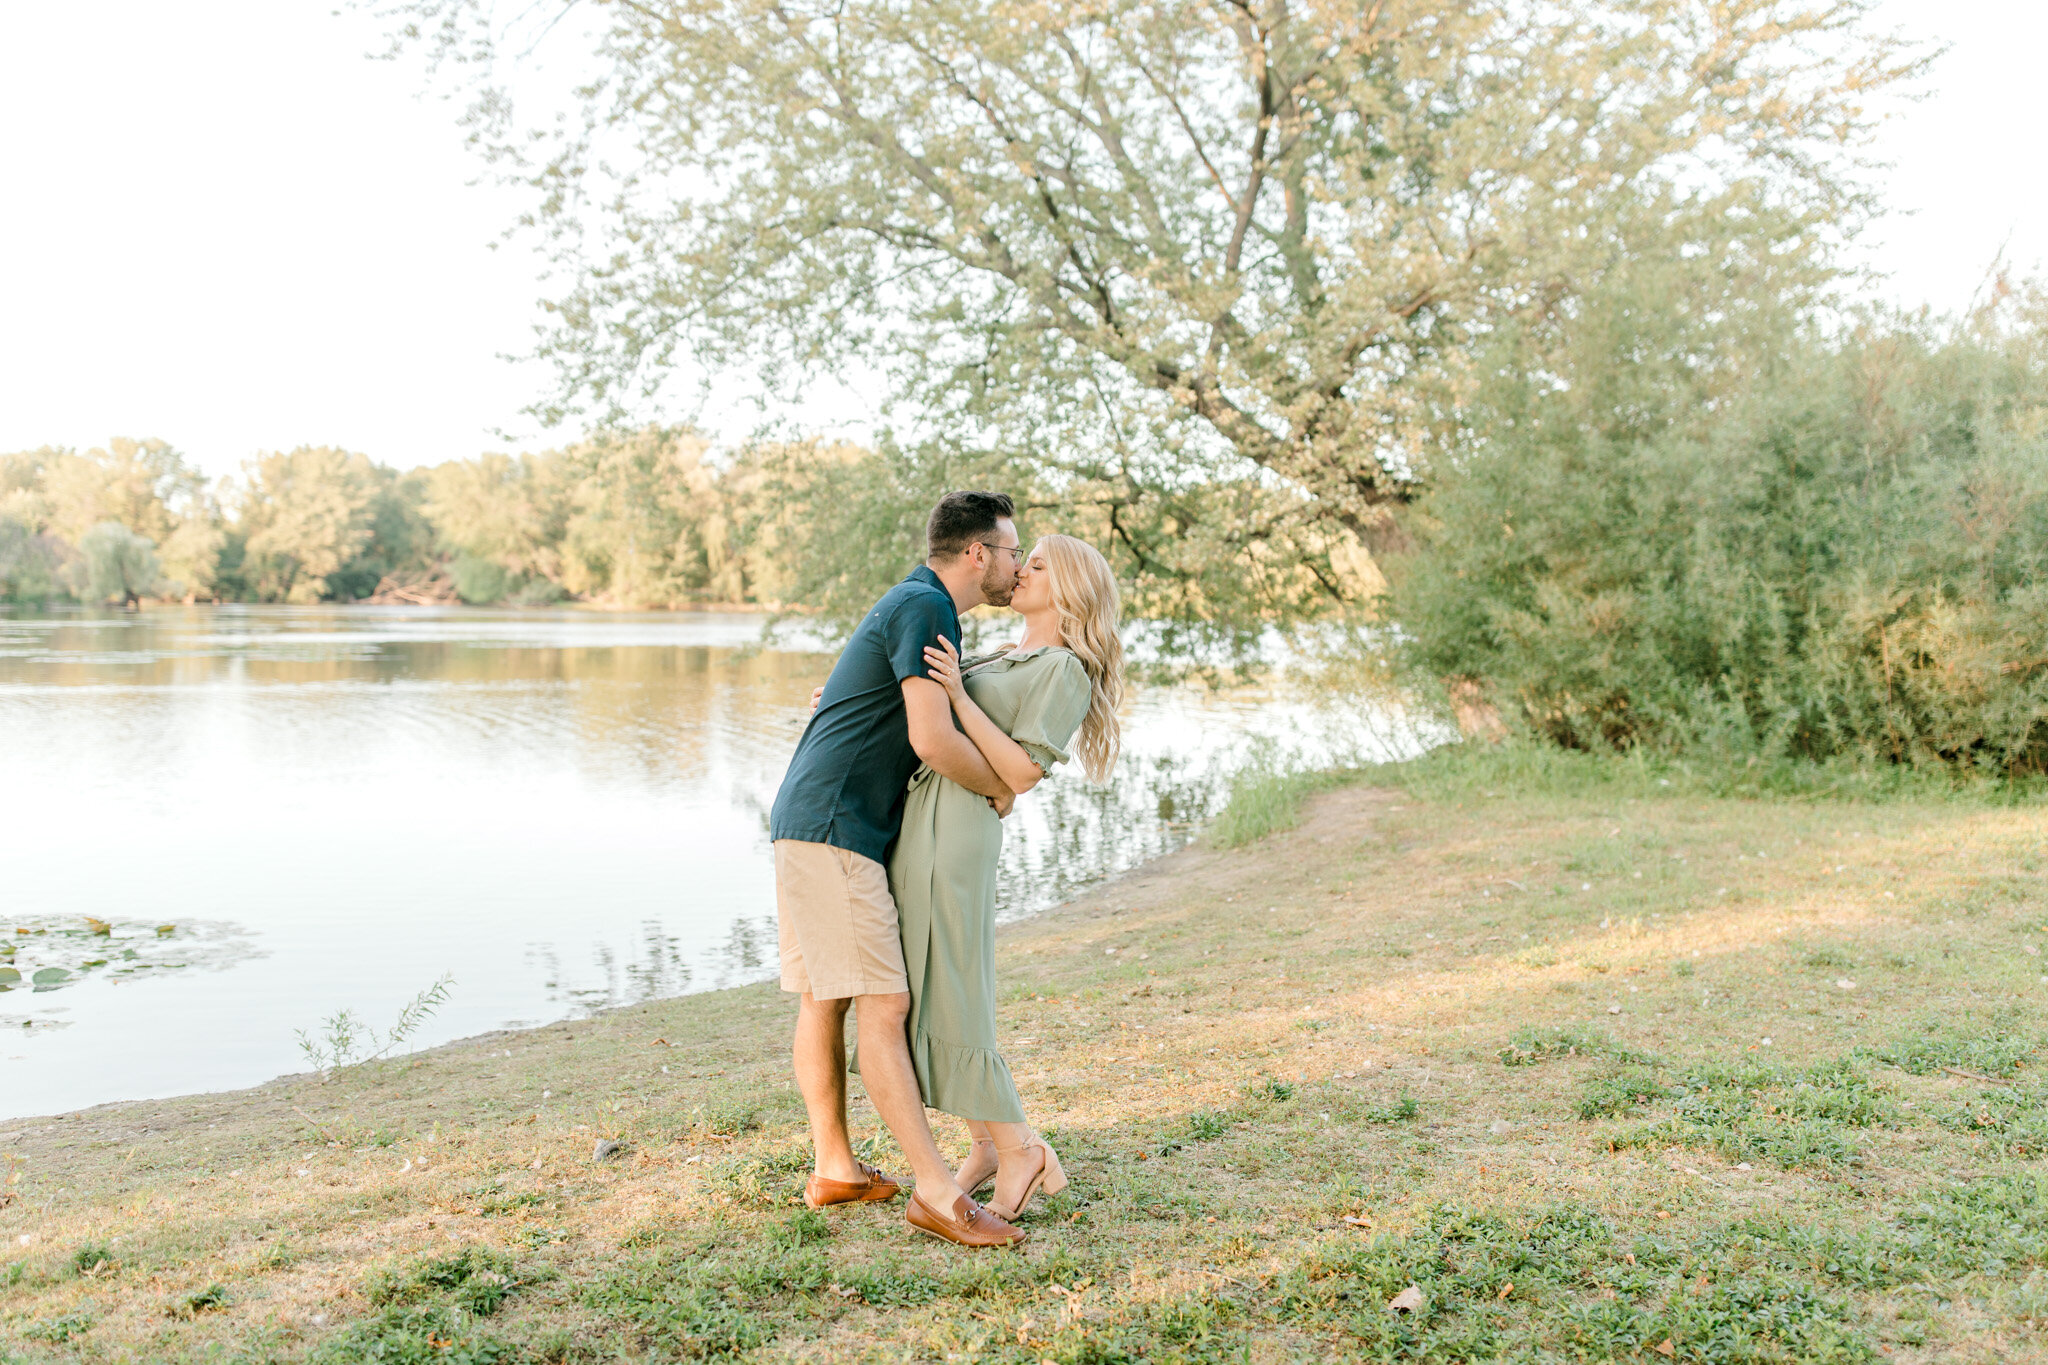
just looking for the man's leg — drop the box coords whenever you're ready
[854,991,965,1209]
[792,992,863,1182]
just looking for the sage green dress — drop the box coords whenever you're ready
[891,646,1092,1122]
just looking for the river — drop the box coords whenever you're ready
[0,605,1422,1119]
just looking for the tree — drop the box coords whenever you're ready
[0,516,66,604]
[233,447,386,603]
[558,427,720,606]
[384,0,1920,631]
[424,451,573,589]
[75,521,164,608]
[2,439,224,600]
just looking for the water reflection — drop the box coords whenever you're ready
[0,605,1421,1116]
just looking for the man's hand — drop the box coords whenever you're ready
[903,676,1009,803]
[988,790,1016,819]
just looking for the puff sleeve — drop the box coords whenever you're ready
[1009,652,1093,774]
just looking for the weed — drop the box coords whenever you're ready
[1498,1025,1655,1068]
[1933,1083,2048,1157]
[296,974,456,1078]
[768,1208,830,1250]
[169,1283,230,1318]
[1600,1058,1896,1169]
[518,1226,572,1250]
[308,1304,519,1365]
[707,1143,811,1210]
[697,1100,762,1136]
[470,1179,547,1217]
[254,1241,300,1271]
[1248,1078,1296,1103]
[1184,1110,1237,1141]
[1576,1067,1672,1119]
[1874,1020,2040,1079]
[366,1246,520,1317]
[1362,1094,1420,1124]
[22,1311,93,1343]
[1273,1200,1879,1361]
[834,1266,943,1307]
[70,1241,114,1278]
[1899,1172,2048,1278]
[582,1265,777,1359]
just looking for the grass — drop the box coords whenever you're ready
[1205,763,1362,848]
[2,744,2047,1361]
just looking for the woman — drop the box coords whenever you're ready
[892,534,1124,1222]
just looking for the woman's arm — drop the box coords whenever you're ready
[922,638,1046,795]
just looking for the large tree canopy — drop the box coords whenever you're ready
[384,0,1915,623]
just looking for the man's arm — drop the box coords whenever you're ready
[903,677,1014,814]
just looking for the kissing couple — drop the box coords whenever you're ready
[766,490,1125,1248]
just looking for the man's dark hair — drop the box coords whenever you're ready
[926,490,1016,559]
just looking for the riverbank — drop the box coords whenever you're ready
[5,755,2048,1362]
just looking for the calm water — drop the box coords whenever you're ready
[0,606,1418,1119]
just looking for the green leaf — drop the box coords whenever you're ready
[31,967,71,986]
[0,967,19,985]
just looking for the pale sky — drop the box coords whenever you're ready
[1,1,2041,480]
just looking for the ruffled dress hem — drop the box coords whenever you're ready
[909,1032,1026,1123]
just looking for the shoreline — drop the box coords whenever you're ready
[0,814,1219,1162]
[0,813,1216,1131]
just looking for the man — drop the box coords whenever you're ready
[768,491,1029,1248]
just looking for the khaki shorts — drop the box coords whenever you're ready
[773,839,909,1001]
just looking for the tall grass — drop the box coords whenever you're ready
[1208,764,1360,848]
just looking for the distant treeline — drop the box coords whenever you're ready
[0,430,1380,647]
[0,432,879,612]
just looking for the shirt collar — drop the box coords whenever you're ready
[906,565,959,625]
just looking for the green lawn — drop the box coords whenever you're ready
[4,750,2047,1362]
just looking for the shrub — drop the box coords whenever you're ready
[1394,287,2048,776]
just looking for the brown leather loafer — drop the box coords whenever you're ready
[804,1161,906,1209]
[905,1191,1026,1248]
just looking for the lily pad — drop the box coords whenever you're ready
[0,967,19,986]
[31,967,71,986]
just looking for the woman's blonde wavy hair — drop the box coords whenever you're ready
[1033,534,1124,782]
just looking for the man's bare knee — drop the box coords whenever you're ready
[799,992,852,1024]
[855,990,911,1029]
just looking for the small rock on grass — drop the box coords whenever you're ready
[593,1138,627,1162]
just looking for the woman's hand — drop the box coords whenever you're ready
[922,636,969,706]
[809,685,824,714]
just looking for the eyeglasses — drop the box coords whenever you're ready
[977,542,1026,562]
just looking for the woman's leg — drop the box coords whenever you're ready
[984,1119,1064,1219]
[956,1118,998,1193]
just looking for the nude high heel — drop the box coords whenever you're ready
[986,1135,1066,1221]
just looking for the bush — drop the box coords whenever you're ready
[1394,287,2048,777]
[450,553,512,605]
